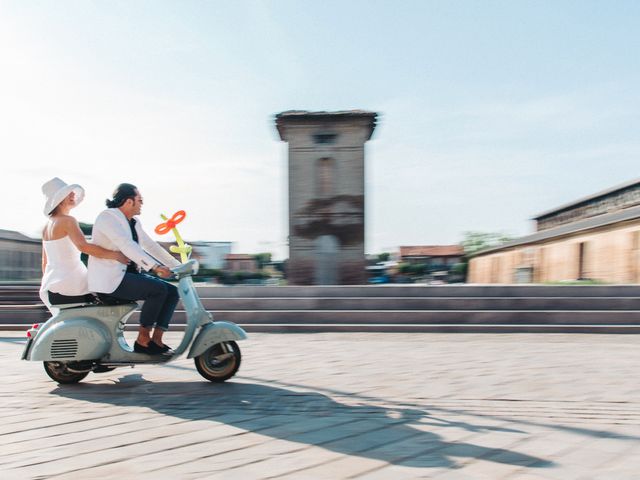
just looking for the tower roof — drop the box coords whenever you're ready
[275,110,378,140]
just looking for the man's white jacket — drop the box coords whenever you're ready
[88,208,180,293]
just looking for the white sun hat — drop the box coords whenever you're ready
[41,177,85,216]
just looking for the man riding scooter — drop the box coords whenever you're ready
[89,183,180,355]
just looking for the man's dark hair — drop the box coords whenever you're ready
[106,183,138,208]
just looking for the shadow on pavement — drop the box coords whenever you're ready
[52,376,554,469]
[240,376,640,444]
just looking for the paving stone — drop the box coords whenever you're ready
[351,463,450,479]
[178,446,344,479]
[277,454,388,479]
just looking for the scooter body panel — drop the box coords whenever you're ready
[26,303,137,361]
[171,276,206,356]
[187,321,247,359]
[29,317,111,361]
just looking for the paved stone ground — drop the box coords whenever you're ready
[1,332,639,479]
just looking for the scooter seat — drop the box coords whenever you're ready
[56,301,98,310]
[48,292,98,308]
[96,293,138,306]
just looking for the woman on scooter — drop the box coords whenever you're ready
[40,177,129,313]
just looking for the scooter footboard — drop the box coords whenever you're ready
[187,322,247,359]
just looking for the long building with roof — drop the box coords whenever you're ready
[468,178,640,284]
[0,229,42,281]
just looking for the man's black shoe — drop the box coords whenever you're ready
[148,341,173,355]
[133,341,152,354]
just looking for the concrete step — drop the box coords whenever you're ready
[228,324,640,333]
[5,308,640,327]
[3,322,640,334]
[5,295,640,311]
[6,284,640,299]
[195,285,640,298]
[160,309,640,325]
[196,297,640,310]
[7,287,640,310]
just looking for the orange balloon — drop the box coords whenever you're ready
[154,210,186,235]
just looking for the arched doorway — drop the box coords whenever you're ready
[314,235,339,285]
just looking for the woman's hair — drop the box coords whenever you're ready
[49,192,73,216]
[106,183,138,208]
[48,204,62,216]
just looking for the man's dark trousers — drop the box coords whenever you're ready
[111,273,179,330]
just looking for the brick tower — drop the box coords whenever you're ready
[275,110,378,285]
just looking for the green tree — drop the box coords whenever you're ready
[461,231,513,256]
[451,262,467,276]
[77,222,93,266]
[79,222,93,236]
[253,252,272,269]
[458,231,513,283]
[409,263,426,275]
[377,252,390,262]
[399,262,412,274]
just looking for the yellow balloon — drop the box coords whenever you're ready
[160,212,191,263]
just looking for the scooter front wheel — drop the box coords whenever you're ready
[194,341,241,382]
[43,361,90,384]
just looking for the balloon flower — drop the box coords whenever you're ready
[154,210,192,263]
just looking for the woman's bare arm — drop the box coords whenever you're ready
[41,226,48,273]
[41,244,47,273]
[63,217,130,265]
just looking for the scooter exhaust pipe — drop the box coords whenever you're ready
[65,362,95,373]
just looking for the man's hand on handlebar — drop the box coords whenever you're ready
[152,265,172,278]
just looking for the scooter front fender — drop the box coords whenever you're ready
[29,318,111,361]
[187,322,247,359]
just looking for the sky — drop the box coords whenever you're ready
[1,0,639,259]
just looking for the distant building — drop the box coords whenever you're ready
[0,229,41,281]
[469,178,640,283]
[224,254,258,273]
[190,241,232,269]
[276,110,378,285]
[156,240,232,270]
[399,245,464,269]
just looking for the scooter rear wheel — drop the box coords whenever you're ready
[43,361,90,384]
[194,341,241,382]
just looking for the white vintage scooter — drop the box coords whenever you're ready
[22,211,247,384]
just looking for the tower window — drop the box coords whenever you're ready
[313,133,337,144]
[317,157,335,196]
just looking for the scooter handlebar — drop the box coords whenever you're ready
[171,259,200,277]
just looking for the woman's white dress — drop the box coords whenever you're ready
[39,236,90,313]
